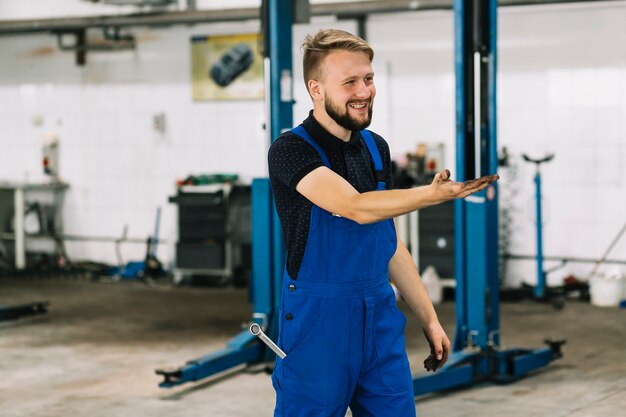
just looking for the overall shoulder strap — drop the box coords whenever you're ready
[291,125,331,168]
[360,130,386,191]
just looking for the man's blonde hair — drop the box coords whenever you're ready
[301,29,374,92]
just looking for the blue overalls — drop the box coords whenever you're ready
[272,125,416,417]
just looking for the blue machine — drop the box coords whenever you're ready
[157,0,564,392]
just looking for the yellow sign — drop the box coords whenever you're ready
[191,33,264,101]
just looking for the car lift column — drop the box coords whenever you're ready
[155,0,294,388]
[411,0,564,396]
[453,0,500,357]
[263,0,292,363]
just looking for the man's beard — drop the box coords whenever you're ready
[324,94,373,132]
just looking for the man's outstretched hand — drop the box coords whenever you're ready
[430,169,499,201]
[422,323,451,372]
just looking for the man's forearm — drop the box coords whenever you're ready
[348,185,439,224]
[297,167,498,225]
[388,238,440,328]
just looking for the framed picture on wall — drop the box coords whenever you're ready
[191,33,264,100]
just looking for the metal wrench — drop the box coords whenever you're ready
[249,323,287,359]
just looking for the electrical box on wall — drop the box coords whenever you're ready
[41,135,60,181]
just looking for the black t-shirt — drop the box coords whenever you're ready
[268,112,394,279]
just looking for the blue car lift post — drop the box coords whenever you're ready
[411,0,564,396]
[155,0,293,388]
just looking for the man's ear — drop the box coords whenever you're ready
[308,79,322,101]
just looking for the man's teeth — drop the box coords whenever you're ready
[349,103,367,108]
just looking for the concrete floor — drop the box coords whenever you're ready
[0,276,624,417]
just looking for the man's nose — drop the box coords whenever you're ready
[354,80,372,98]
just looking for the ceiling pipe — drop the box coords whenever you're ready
[0,0,621,35]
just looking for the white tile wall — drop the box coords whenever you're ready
[496,2,626,285]
[1,2,625,284]
[368,11,457,176]
[0,20,267,265]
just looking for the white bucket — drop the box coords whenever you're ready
[421,266,443,305]
[589,272,625,307]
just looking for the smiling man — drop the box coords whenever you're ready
[268,29,498,417]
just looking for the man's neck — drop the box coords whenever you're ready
[312,107,351,142]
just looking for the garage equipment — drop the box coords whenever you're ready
[167,182,254,285]
[108,208,164,280]
[411,0,564,395]
[586,220,626,280]
[499,153,571,308]
[155,0,290,387]
[0,182,69,271]
[169,184,229,284]
[156,0,564,393]
[143,207,165,279]
[522,153,555,299]
[109,225,145,279]
[0,301,49,322]
[155,178,273,387]
[0,183,64,322]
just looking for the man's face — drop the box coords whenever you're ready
[317,50,376,131]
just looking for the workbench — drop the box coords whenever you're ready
[0,182,69,270]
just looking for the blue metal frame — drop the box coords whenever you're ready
[452,0,467,354]
[533,171,546,298]
[158,333,263,388]
[265,0,292,362]
[156,0,293,387]
[411,0,563,395]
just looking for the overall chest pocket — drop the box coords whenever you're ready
[327,217,395,279]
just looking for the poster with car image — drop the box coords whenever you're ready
[191,33,264,100]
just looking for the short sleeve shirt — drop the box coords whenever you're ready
[268,112,394,279]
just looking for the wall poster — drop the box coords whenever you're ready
[191,33,264,101]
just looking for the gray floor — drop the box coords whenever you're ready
[0,277,624,417]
